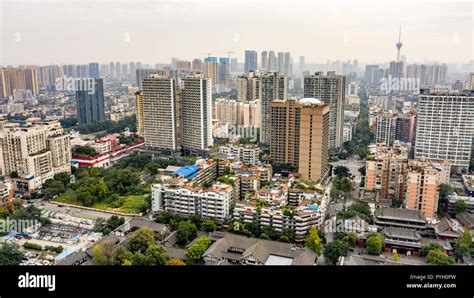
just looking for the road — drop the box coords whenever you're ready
[32,201,130,221]
[330,157,364,180]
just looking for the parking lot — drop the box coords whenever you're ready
[33,201,128,221]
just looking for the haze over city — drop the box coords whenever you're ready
[1,0,472,65]
[0,0,473,296]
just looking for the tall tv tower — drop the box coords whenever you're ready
[396,26,403,62]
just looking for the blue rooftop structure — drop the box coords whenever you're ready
[172,165,200,179]
[54,248,77,261]
[306,204,319,211]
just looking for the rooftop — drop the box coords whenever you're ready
[204,232,317,265]
[375,207,427,223]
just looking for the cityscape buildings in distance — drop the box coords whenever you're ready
[0,27,473,270]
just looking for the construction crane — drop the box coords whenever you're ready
[200,52,213,58]
[222,51,235,61]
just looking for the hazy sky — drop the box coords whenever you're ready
[0,0,472,65]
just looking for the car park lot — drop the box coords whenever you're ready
[6,207,107,265]
[33,201,129,221]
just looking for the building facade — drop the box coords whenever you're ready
[414,89,474,168]
[304,71,345,149]
[270,98,330,181]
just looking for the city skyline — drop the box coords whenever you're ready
[1,0,472,65]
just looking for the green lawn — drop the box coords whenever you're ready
[55,193,149,214]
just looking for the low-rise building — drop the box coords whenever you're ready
[203,232,317,265]
[461,175,474,197]
[218,144,260,165]
[446,195,474,216]
[71,133,144,168]
[0,182,13,205]
[233,178,325,242]
[374,207,427,231]
[343,122,354,143]
[152,180,235,222]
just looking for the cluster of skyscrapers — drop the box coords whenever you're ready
[136,74,213,156]
[245,50,293,75]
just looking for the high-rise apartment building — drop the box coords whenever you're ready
[270,98,330,181]
[37,65,63,90]
[299,56,305,73]
[218,58,230,87]
[277,52,285,73]
[304,71,345,149]
[244,50,258,73]
[405,159,450,219]
[180,75,213,153]
[75,78,105,124]
[213,98,260,128]
[237,72,261,102]
[284,52,291,76]
[364,65,379,84]
[395,113,416,144]
[115,62,121,78]
[268,51,277,71]
[0,68,39,98]
[375,114,396,145]
[192,59,203,72]
[389,61,404,79]
[230,58,238,73]
[135,90,144,135]
[0,119,71,192]
[176,60,191,71]
[366,142,450,215]
[142,76,179,154]
[261,51,268,70]
[88,62,100,79]
[204,57,218,86]
[260,72,288,145]
[141,74,212,156]
[365,142,410,206]
[414,89,474,168]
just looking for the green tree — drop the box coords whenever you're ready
[334,166,351,178]
[324,240,349,265]
[43,180,66,199]
[330,185,340,199]
[281,228,295,242]
[343,232,358,247]
[454,230,472,259]
[53,172,71,187]
[141,244,169,265]
[245,220,261,237]
[439,183,454,200]
[420,242,445,257]
[97,178,110,200]
[454,200,468,214]
[176,221,198,246]
[305,226,323,255]
[201,218,217,233]
[365,234,384,255]
[92,240,117,265]
[426,250,456,265]
[127,227,156,253]
[186,236,212,264]
[340,177,352,199]
[0,242,24,265]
